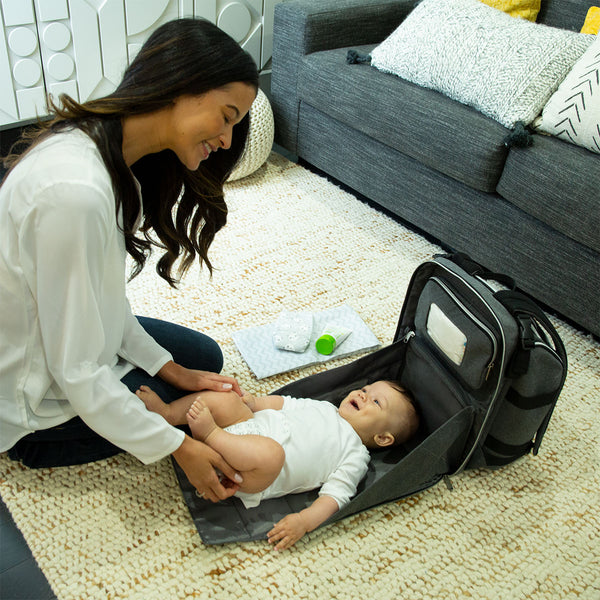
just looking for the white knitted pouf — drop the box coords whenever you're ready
[228,87,274,181]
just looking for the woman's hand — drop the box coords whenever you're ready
[158,360,242,395]
[172,435,243,502]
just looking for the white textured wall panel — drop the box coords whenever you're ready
[98,0,127,86]
[69,0,102,100]
[179,0,193,18]
[1,0,35,27]
[0,11,19,123]
[1,2,45,126]
[125,0,170,36]
[194,0,216,22]
[2,0,281,126]
[16,85,45,118]
[35,0,69,22]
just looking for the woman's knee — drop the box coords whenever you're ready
[136,316,224,373]
[193,335,223,373]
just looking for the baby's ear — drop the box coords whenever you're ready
[373,432,395,448]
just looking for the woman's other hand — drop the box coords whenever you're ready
[172,435,243,502]
[158,360,242,395]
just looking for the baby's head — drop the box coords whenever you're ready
[338,380,419,449]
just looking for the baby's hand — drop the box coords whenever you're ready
[267,513,307,551]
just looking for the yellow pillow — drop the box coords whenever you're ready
[581,6,600,34]
[479,0,540,21]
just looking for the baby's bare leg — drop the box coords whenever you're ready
[136,385,192,425]
[187,400,285,494]
[136,386,252,428]
[195,389,254,428]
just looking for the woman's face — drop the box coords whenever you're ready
[169,82,256,171]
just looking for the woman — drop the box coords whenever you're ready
[0,19,258,503]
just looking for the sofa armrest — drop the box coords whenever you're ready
[271,0,414,152]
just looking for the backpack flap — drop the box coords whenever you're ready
[395,256,521,473]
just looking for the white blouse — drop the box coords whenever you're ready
[0,129,184,463]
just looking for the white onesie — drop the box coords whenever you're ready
[225,395,370,509]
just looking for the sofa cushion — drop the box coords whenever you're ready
[369,0,593,129]
[497,133,600,253]
[298,45,508,193]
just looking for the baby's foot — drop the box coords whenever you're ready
[136,385,172,422]
[187,399,218,442]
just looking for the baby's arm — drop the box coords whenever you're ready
[267,495,339,551]
[242,392,284,412]
[266,440,370,550]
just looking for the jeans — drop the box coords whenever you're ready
[8,317,224,468]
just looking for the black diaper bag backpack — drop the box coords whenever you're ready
[174,253,568,544]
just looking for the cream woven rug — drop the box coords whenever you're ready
[1,153,599,599]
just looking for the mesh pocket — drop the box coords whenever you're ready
[415,279,498,389]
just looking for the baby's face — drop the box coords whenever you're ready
[338,381,410,447]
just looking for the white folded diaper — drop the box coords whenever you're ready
[272,310,314,353]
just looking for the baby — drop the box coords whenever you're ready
[137,380,419,550]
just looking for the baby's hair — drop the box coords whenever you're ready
[383,380,420,445]
[384,379,409,395]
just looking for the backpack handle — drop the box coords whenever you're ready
[437,253,516,290]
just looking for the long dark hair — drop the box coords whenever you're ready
[3,18,259,285]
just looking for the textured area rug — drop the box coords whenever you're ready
[1,154,599,599]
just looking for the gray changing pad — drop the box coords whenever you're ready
[173,341,473,545]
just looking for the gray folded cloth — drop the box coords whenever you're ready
[272,310,314,353]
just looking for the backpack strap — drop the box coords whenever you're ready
[494,290,567,362]
[482,435,534,466]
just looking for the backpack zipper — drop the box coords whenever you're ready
[401,330,415,343]
[433,263,510,474]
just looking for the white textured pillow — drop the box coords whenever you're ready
[370,0,593,129]
[536,35,600,154]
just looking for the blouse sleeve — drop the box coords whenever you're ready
[19,181,183,463]
[119,299,173,376]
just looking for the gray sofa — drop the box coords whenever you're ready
[271,0,600,338]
